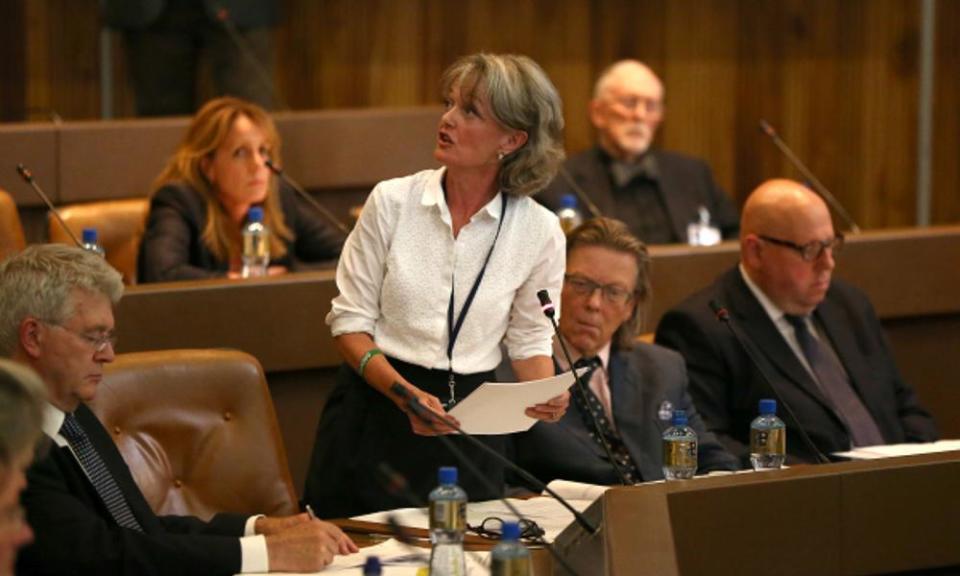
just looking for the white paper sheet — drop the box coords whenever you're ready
[244,538,490,575]
[833,439,960,460]
[447,371,576,434]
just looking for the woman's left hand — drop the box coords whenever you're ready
[525,391,570,423]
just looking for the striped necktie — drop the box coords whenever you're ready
[60,412,145,532]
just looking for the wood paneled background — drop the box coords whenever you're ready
[3,0,958,228]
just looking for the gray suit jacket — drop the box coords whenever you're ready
[506,343,739,486]
[539,147,739,243]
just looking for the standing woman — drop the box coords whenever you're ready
[138,96,345,282]
[305,53,569,517]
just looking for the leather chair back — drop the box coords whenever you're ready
[0,189,26,260]
[48,198,149,285]
[89,349,299,520]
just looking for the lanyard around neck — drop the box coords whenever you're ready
[446,193,508,375]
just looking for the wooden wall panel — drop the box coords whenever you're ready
[932,0,960,225]
[6,0,958,228]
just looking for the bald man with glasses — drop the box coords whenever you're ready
[656,179,937,464]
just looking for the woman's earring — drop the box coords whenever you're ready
[497,151,506,161]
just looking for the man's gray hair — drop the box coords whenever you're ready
[441,53,565,197]
[0,244,123,357]
[0,359,46,469]
[592,59,663,100]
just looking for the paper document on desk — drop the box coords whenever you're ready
[833,439,960,460]
[245,538,489,574]
[448,371,576,434]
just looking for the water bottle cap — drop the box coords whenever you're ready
[559,194,578,209]
[438,466,458,485]
[82,228,98,244]
[363,555,382,573]
[247,206,264,223]
[671,409,688,426]
[759,398,777,415]
[501,521,521,541]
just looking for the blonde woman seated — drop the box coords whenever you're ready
[138,97,345,282]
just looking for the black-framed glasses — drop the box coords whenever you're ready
[468,516,545,541]
[758,234,844,262]
[564,274,634,305]
[45,322,117,353]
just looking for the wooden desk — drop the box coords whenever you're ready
[114,226,960,494]
[555,451,960,575]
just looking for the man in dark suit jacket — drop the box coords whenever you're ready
[655,179,937,464]
[539,60,738,244]
[1,244,355,575]
[508,218,738,487]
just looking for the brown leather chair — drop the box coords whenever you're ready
[88,349,299,520]
[48,198,149,285]
[0,188,26,260]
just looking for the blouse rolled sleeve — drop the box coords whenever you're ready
[504,217,566,361]
[326,183,396,337]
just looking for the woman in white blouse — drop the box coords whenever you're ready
[305,53,569,517]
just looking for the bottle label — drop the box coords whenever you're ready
[751,427,786,455]
[429,499,466,531]
[662,439,697,468]
[491,557,531,576]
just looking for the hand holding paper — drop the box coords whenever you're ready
[448,371,576,434]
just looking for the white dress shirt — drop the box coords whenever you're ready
[328,168,566,373]
[42,403,268,573]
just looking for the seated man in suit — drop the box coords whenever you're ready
[0,360,46,576]
[0,244,357,576]
[656,179,937,464]
[508,217,738,486]
[540,59,739,244]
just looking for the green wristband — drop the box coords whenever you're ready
[358,348,383,378]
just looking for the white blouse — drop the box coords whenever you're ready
[327,168,565,374]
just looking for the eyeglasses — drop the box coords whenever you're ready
[468,516,545,542]
[758,234,845,262]
[564,274,634,305]
[611,95,663,116]
[47,323,117,353]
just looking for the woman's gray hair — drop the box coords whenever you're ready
[0,359,46,468]
[0,244,123,357]
[441,53,565,197]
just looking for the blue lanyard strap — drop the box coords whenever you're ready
[445,193,508,404]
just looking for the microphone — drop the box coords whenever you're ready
[15,163,83,248]
[389,383,589,576]
[708,300,830,464]
[556,166,603,219]
[536,290,632,486]
[758,120,860,234]
[213,6,289,111]
[264,159,352,236]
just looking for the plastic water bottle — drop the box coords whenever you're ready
[491,521,532,576]
[362,555,382,576]
[662,410,698,480]
[556,194,583,234]
[428,466,466,576]
[750,398,786,470]
[81,227,106,257]
[686,205,721,246]
[241,206,270,278]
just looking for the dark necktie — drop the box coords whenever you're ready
[784,315,885,447]
[571,357,642,483]
[60,412,145,532]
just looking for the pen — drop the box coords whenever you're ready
[305,504,317,520]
